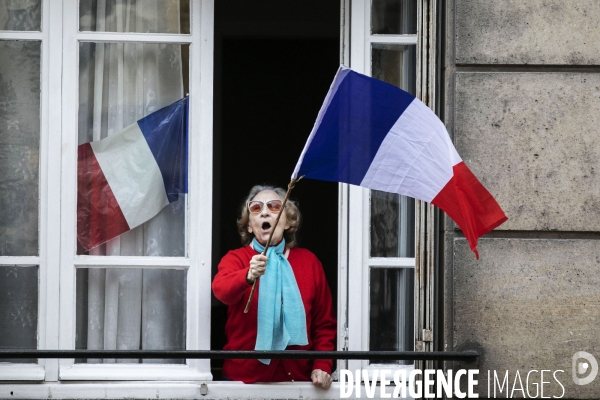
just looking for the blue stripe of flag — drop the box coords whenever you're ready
[137,97,189,203]
[296,70,415,185]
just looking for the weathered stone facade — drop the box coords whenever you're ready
[445,1,600,397]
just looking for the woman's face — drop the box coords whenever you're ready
[247,190,290,246]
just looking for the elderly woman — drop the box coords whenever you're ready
[212,185,336,389]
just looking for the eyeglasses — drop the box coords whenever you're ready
[247,200,283,214]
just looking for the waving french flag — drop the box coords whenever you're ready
[77,97,188,252]
[292,66,507,258]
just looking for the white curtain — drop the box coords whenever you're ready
[77,0,186,364]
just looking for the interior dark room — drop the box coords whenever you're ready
[211,1,341,379]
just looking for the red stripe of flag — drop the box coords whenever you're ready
[431,162,508,259]
[77,143,130,252]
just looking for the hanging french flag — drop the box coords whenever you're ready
[77,97,188,252]
[292,66,507,259]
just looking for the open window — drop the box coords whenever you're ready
[0,0,438,397]
[210,0,341,382]
[339,0,439,379]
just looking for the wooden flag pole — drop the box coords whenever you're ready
[244,177,302,314]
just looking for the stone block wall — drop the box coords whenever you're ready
[444,1,600,397]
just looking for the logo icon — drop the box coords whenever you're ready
[572,351,598,385]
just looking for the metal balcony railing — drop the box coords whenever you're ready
[0,350,478,361]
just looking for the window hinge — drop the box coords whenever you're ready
[423,329,433,342]
[342,324,349,351]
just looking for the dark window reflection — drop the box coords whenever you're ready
[370,268,414,364]
[0,266,38,363]
[371,0,417,35]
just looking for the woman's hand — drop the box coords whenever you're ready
[247,254,268,283]
[311,369,332,390]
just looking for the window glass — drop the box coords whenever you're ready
[368,41,416,366]
[370,191,415,258]
[77,42,189,256]
[79,0,190,34]
[0,40,40,256]
[371,0,416,35]
[369,268,414,364]
[370,44,416,258]
[0,0,42,31]
[0,266,38,363]
[75,268,186,364]
[372,44,416,93]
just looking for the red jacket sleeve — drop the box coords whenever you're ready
[308,256,337,374]
[212,249,253,305]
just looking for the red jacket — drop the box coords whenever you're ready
[212,246,337,383]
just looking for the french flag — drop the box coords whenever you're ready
[292,66,507,258]
[77,97,188,252]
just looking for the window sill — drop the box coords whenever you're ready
[59,364,211,381]
[0,364,45,381]
[0,381,355,399]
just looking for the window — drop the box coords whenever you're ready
[0,0,48,382]
[59,0,214,382]
[0,0,437,397]
[0,0,214,385]
[340,0,437,380]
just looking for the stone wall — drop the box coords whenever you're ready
[444,1,600,397]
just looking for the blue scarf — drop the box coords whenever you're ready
[252,238,308,364]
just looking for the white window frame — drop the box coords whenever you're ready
[0,0,213,385]
[58,0,214,381]
[0,0,58,382]
[341,0,419,381]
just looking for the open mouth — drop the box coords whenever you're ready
[261,222,271,231]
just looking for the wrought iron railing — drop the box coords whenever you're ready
[0,350,478,361]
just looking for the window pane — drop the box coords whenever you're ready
[77,42,189,256]
[75,268,186,364]
[370,191,415,258]
[370,44,416,258]
[0,266,38,363]
[0,40,40,256]
[79,0,190,34]
[371,0,416,35]
[372,44,416,93]
[0,0,41,31]
[369,268,414,364]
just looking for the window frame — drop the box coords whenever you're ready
[0,0,213,382]
[0,0,56,382]
[342,0,420,380]
[57,0,214,381]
